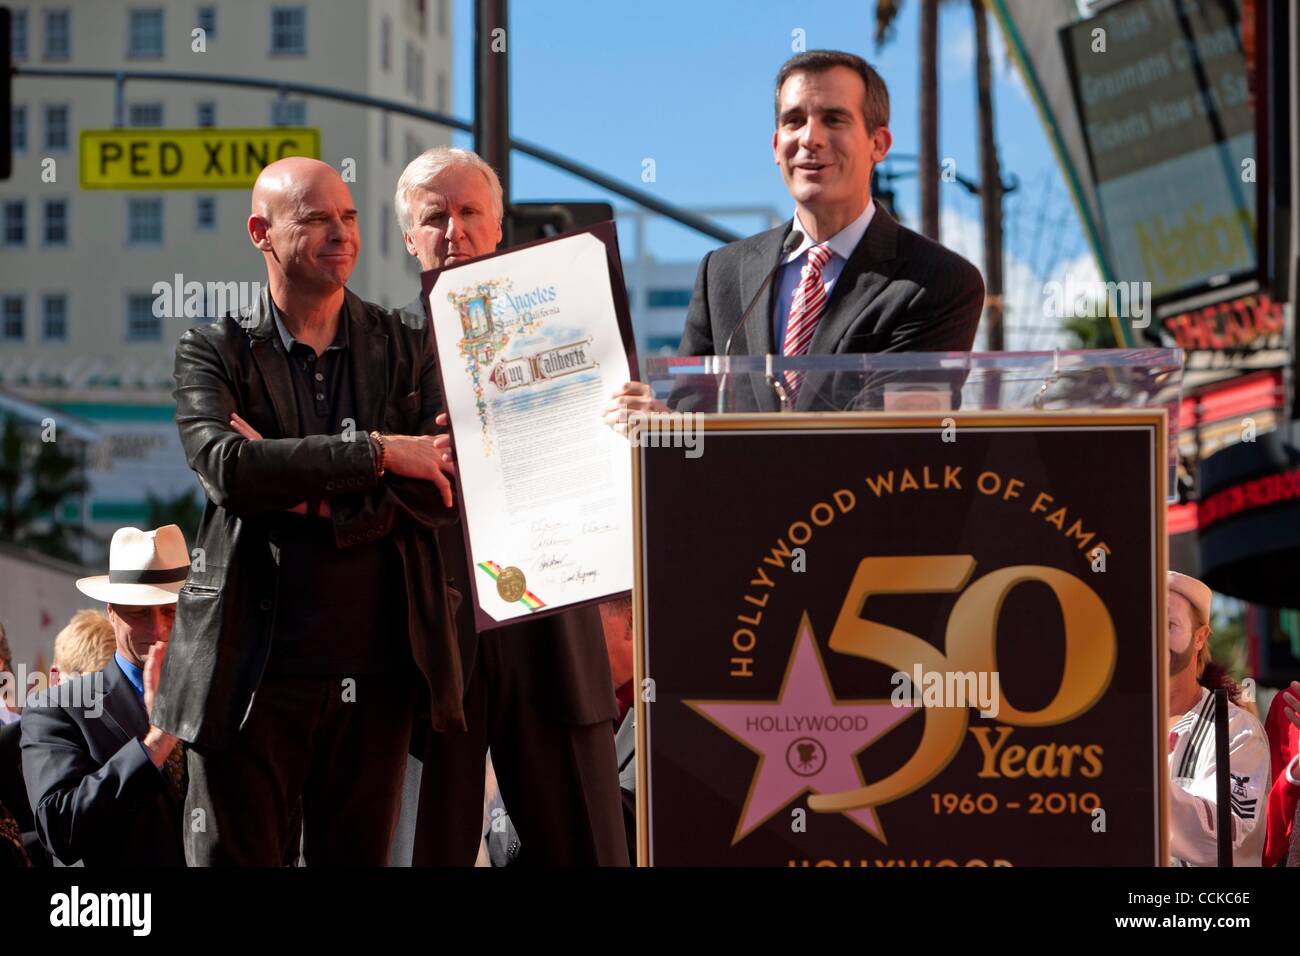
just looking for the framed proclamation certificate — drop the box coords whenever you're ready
[423,221,638,630]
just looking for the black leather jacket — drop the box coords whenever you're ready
[153,287,464,749]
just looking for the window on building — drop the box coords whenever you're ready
[270,6,306,54]
[271,99,306,127]
[2,296,24,342]
[127,294,162,342]
[45,105,70,150]
[438,0,449,36]
[196,196,216,230]
[197,5,216,39]
[380,16,391,71]
[128,198,164,244]
[128,9,164,57]
[42,295,68,342]
[197,101,216,127]
[12,106,26,151]
[404,133,422,165]
[128,102,165,128]
[647,289,692,308]
[436,72,448,113]
[11,10,28,58]
[3,201,25,246]
[379,203,390,257]
[45,10,70,59]
[404,42,424,101]
[404,0,427,36]
[380,112,391,163]
[43,199,68,245]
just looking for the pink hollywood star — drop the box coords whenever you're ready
[686,613,916,845]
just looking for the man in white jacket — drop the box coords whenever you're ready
[1166,571,1270,866]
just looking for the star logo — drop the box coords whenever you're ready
[685,613,916,845]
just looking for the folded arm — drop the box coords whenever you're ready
[173,330,379,516]
[327,332,458,547]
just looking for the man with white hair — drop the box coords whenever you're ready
[396,147,629,866]
[1166,571,1270,866]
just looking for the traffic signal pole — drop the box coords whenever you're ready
[11,63,738,244]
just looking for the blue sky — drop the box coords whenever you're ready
[457,3,1086,261]
[448,0,1095,348]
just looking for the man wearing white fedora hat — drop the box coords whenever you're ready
[19,525,189,866]
[1165,570,1271,867]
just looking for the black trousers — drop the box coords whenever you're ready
[413,629,629,866]
[185,673,414,866]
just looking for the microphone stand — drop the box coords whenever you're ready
[716,230,804,413]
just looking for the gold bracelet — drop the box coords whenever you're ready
[369,431,387,478]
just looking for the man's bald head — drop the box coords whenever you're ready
[251,157,347,220]
[248,157,360,294]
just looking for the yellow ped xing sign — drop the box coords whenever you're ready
[79,127,321,189]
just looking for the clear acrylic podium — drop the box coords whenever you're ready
[643,348,1184,499]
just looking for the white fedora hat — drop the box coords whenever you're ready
[76,525,190,606]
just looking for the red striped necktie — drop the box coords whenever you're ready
[781,243,833,397]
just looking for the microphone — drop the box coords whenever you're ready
[717,229,804,412]
[722,229,805,358]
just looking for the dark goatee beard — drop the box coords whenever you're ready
[1169,644,1196,678]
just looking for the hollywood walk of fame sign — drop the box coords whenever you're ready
[632,413,1169,866]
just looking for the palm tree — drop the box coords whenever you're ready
[0,414,94,563]
[877,2,1013,356]
[918,0,940,241]
[874,1,941,240]
[972,0,1003,352]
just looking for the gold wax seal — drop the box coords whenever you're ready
[497,566,526,603]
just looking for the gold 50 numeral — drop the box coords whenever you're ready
[808,556,1116,814]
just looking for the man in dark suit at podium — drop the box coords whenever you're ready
[605,49,984,419]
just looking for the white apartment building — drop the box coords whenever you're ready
[0,0,452,532]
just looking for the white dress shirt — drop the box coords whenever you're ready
[773,198,876,351]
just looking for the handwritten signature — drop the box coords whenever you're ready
[561,567,600,586]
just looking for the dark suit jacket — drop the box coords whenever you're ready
[439,524,617,726]
[154,287,463,750]
[19,664,184,866]
[677,204,984,410]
